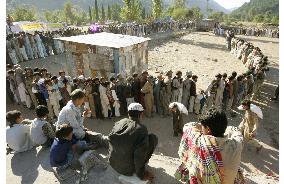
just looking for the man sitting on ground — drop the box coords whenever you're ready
[108,103,158,181]
[6,110,34,153]
[56,89,108,148]
[30,105,55,147]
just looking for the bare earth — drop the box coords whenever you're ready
[6,31,279,184]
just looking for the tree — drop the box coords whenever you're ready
[95,0,99,21]
[208,11,224,22]
[152,0,162,19]
[253,14,264,22]
[11,6,37,21]
[141,7,146,19]
[171,8,188,20]
[44,10,64,23]
[89,6,93,23]
[174,0,186,8]
[101,4,105,21]
[64,2,76,25]
[120,0,142,21]
[107,5,111,20]
[271,16,279,25]
[112,3,121,21]
[191,7,203,20]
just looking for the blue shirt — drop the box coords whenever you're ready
[50,138,72,167]
[50,136,84,167]
[39,83,49,100]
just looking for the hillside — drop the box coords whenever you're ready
[231,0,279,20]
[7,0,229,15]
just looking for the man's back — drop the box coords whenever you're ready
[108,118,148,176]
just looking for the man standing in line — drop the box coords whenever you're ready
[205,74,222,109]
[181,71,192,110]
[189,75,198,113]
[163,70,173,116]
[171,71,183,103]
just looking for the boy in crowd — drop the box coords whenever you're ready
[30,105,55,147]
[6,110,34,153]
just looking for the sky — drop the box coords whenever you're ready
[214,0,251,9]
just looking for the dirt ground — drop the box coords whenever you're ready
[6,31,279,184]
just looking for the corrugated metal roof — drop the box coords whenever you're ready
[55,32,151,48]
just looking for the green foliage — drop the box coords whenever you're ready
[165,6,203,21]
[171,8,188,20]
[101,4,105,21]
[152,0,162,19]
[208,11,224,22]
[11,6,37,21]
[95,0,99,21]
[271,16,279,25]
[89,6,92,23]
[191,7,203,20]
[62,2,88,25]
[111,3,121,21]
[107,5,111,20]
[253,15,264,23]
[120,0,142,21]
[174,0,186,8]
[231,0,279,24]
[44,10,64,23]
[141,7,146,19]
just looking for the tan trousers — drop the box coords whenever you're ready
[50,97,60,117]
[145,95,154,117]
[188,96,195,113]
[27,88,38,107]
[87,95,96,117]
[194,98,201,114]
[207,95,215,109]
[47,100,55,119]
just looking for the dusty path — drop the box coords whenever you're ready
[6,32,279,184]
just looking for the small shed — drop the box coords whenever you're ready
[196,19,216,32]
[56,32,151,79]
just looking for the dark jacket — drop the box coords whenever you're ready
[108,118,150,179]
[50,138,75,167]
[190,81,197,97]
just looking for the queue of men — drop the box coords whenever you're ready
[228,26,279,38]
[102,20,195,37]
[6,28,90,65]
[213,21,279,38]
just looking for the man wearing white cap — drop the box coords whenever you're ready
[108,103,158,181]
[238,99,263,153]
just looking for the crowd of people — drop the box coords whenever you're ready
[6,21,196,66]
[6,29,270,130]
[6,28,89,65]
[5,20,274,183]
[213,22,279,38]
[101,21,195,37]
[229,26,279,38]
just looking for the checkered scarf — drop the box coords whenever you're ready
[179,126,225,184]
